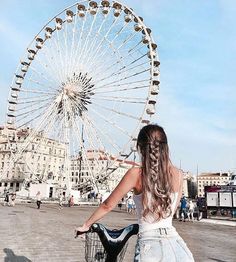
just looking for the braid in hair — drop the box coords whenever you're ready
[138,125,173,222]
[149,140,161,183]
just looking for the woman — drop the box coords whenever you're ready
[188,200,195,222]
[69,195,74,207]
[126,196,135,214]
[11,193,16,207]
[76,124,194,261]
[3,191,10,206]
[36,191,41,209]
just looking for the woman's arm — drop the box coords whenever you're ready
[76,167,140,232]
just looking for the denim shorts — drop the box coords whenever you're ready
[134,227,195,262]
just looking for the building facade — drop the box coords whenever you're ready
[182,171,197,198]
[70,150,139,193]
[1,126,139,195]
[0,126,66,194]
[197,172,232,197]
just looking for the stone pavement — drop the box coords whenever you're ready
[0,203,235,262]
[200,218,236,227]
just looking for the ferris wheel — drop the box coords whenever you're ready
[4,0,160,193]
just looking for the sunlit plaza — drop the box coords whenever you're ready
[0,203,235,262]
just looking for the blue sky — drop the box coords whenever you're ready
[0,0,235,174]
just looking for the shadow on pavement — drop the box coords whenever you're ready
[3,248,32,262]
[208,258,226,262]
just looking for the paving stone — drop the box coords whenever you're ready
[0,203,235,261]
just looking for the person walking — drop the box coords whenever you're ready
[11,193,16,207]
[126,196,134,214]
[118,199,123,210]
[3,191,10,206]
[180,195,188,222]
[59,194,63,210]
[36,191,41,209]
[75,124,194,261]
[69,195,74,207]
[188,200,195,222]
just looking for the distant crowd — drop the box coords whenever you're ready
[1,188,203,222]
[3,190,16,207]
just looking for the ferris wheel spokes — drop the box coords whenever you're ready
[5,1,160,193]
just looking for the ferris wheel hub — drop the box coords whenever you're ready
[56,72,95,117]
[63,84,77,93]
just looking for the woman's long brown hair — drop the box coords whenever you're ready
[137,124,173,221]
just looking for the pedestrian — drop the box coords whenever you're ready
[118,199,122,210]
[126,196,134,214]
[11,193,16,207]
[91,191,95,201]
[99,194,103,204]
[3,191,10,206]
[36,191,41,209]
[188,200,195,222]
[196,197,203,220]
[69,195,74,207]
[87,192,91,201]
[180,195,187,222]
[75,124,194,261]
[59,194,63,210]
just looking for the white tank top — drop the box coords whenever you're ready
[133,192,179,232]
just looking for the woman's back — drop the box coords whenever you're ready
[133,165,182,231]
[76,124,194,261]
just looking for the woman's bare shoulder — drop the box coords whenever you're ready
[131,166,142,172]
[127,167,142,193]
[126,167,142,177]
[116,167,141,192]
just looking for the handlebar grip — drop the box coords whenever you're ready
[75,229,90,238]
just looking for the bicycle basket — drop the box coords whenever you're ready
[85,232,128,262]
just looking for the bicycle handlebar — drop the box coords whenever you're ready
[76,223,139,262]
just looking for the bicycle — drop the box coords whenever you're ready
[76,223,139,262]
